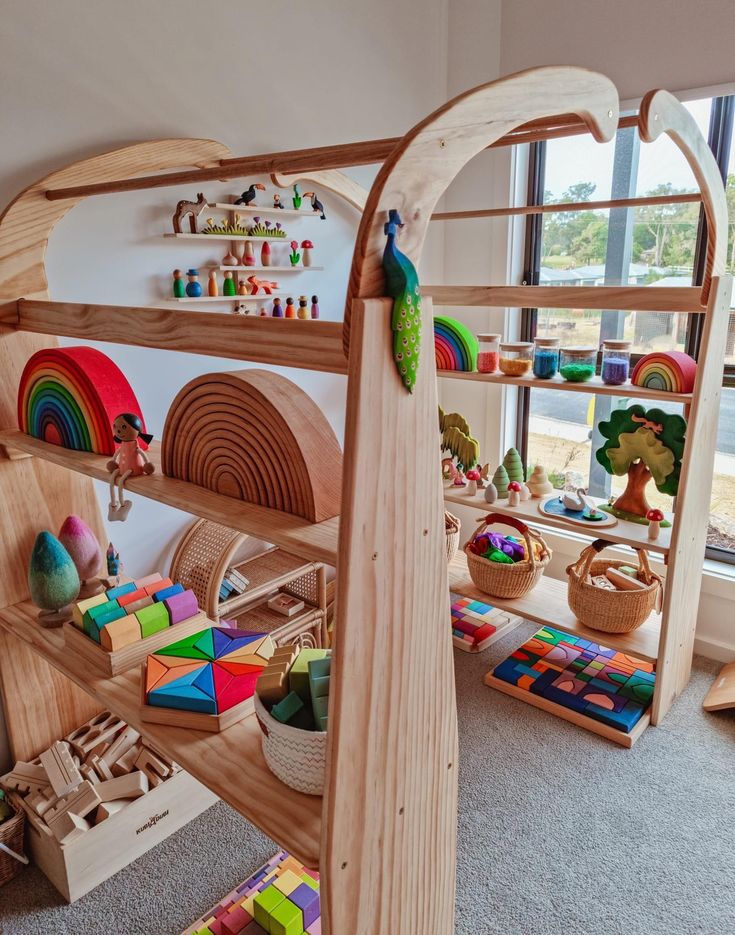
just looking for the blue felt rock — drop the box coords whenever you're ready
[28,531,80,612]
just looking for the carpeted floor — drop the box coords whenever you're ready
[2,621,734,935]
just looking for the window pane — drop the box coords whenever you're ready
[709,387,735,553]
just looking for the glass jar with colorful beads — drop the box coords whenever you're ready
[498,341,533,377]
[559,346,597,382]
[601,339,631,386]
[477,333,501,373]
[532,336,560,379]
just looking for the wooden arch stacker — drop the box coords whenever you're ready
[0,67,730,932]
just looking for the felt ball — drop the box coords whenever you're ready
[58,515,102,581]
[28,531,80,611]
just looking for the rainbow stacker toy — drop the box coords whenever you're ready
[433,315,479,371]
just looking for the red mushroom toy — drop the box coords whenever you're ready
[508,480,522,507]
[646,508,664,540]
[465,468,481,497]
[301,240,314,267]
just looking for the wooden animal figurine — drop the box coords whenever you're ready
[172,193,207,234]
[289,241,301,267]
[261,241,271,266]
[484,482,498,504]
[58,515,103,598]
[242,241,255,267]
[465,468,481,496]
[383,209,421,393]
[297,296,309,320]
[106,414,154,522]
[292,184,302,210]
[172,269,185,297]
[508,481,522,507]
[185,269,202,298]
[247,274,279,295]
[208,270,219,297]
[223,271,236,296]
[303,192,326,219]
[273,194,284,209]
[301,240,314,266]
[527,464,553,497]
[310,295,319,319]
[284,297,296,319]
[272,298,284,317]
[562,487,588,512]
[647,508,664,540]
[28,531,80,627]
[477,463,490,489]
[234,183,266,207]
[222,250,239,267]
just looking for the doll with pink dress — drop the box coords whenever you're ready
[106,413,154,521]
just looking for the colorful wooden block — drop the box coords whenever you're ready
[253,885,286,928]
[272,869,304,897]
[106,581,138,601]
[135,601,170,638]
[289,883,320,928]
[289,649,328,702]
[270,897,303,935]
[124,595,154,615]
[271,691,304,725]
[135,572,164,589]
[153,582,185,603]
[164,588,199,624]
[144,577,173,596]
[72,592,108,629]
[99,613,142,651]
[89,605,127,642]
[117,586,148,608]
[83,599,122,638]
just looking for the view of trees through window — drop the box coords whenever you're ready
[522,98,735,559]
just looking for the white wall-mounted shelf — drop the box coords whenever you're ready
[170,293,293,304]
[209,202,322,219]
[218,265,323,272]
[165,233,292,243]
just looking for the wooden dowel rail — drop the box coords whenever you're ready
[432,192,702,222]
[423,284,706,312]
[2,299,348,374]
[44,115,639,202]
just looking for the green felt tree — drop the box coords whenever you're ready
[502,447,525,485]
[438,406,479,471]
[491,464,510,499]
[595,404,686,519]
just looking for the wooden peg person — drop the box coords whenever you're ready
[208,270,218,296]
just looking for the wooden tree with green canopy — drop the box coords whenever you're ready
[438,406,479,471]
[595,404,686,521]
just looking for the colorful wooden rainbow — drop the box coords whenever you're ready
[17,347,145,456]
[630,351,697,394]
[433,315,479,371]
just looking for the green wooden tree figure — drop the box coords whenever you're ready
[491,464,510,499]
[595,404,686,522]
[502,447,525,485]
[438,406,479,471]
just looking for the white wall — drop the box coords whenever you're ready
[0,0,450,769]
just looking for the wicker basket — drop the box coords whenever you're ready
[0,802,28,887]
[464,513,551,600]
[566,540,663,634]
[254,694,326,796]
[445,511,461,563]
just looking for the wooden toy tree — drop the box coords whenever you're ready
[491,464,510,499]
[502,447,524,485]
[438,407,479,471]
[595,404,686,522]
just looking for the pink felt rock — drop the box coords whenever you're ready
[58,515,103,597]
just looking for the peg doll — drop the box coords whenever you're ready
[106,413,154,522]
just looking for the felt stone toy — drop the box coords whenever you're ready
[58,515,103,598]
[28,531,80,627]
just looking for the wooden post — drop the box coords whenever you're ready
[321,296,458,934]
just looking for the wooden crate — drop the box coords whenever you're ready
[62,612,213,677]
[10,768,217,902]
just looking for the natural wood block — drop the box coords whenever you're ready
[605,568,649,591]
[134,747,171,786]
[110,743,141,777]
[100,726,140,768]
[45,780,100,824]
[65,712,126,758]
[94,799,133,824]
[40,741,83,797]
[26,787,58,817]
[79,765,99,786]
[49,811,91,845]
[96,772,148,802]
[1,760,49,795]
[86,754,114,782]
[88,741,110,760]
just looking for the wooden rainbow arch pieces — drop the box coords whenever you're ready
[433,315,479,372]
[161,369,342,522]
[17,346,145,456]
[631,351,697,394]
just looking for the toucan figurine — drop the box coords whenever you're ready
[303,191,326,220]
[235,183,265,206]
[382,209,421,393]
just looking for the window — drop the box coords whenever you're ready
[517,96,735,562]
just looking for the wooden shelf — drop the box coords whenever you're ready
[0,431,339,566]
[444,487,673,556]
[219,549,318,617]
[218,266,324,272]
[170,293,291,303]
[448,553,661,664]
[165,234,293,243]
[0,600,321,867]
[210,203,322,219]
[437,369,693,404]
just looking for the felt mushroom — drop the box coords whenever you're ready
[301,239,314,267]
[507,480,522,507]
[465,468,481,496]
[646,507,664,540]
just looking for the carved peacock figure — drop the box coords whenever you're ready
[382,209,422,393]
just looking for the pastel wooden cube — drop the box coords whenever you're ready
[163,588,198,625]
[83,599,120,634]
[85,604,125,642]
[273,869,303,897]
[269,897,303,935]
[73,593,109,629]
[289,649,329,702]
[253,885,286,929]
[152,582,184,603]
[105,581,138,601]
[117,587,148,608]
[135,602,170,638]
[99,614,142,651]
[144,577,173,597]
[124,595,154,615]
[134,572,164,589]
[289,882,320,929]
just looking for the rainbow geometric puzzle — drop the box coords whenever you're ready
[450,592,521,652]
[143,627,275,730]
[491,626,655,733]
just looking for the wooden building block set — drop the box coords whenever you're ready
[0,66,731,931]
[182,850,321,935]
[450,592,522,652]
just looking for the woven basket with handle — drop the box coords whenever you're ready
[566,540,662,634]
[0,800,28,887]
[444,511,461,563]
[464,513,551,599]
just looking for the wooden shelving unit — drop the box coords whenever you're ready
[218,265,323,272]
[164,233,293,243]
[0,67,731,933]
[171,293,291,303]
[209,203,321,219]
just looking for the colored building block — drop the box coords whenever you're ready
[163,587,199,625]
[270,897,303,935]
[135,601,170,638]
[288,649,328,702]
[253,886,286,929]
[289,883,320,929]
[86,605,126,642]
[311,696,329,732]
[106,581,138,601]
[117,586,148,608]
[271,691,305,725]
[306,918,321,934]
[144,576,173,596]
[73,592,108,629]
[148,681,218,714]
[221,904,253,935]
[273,869,304,897]
[83,599,121,635]
[153,582,185,603]
[100,613,142,651]
[125,595,154,615]
[135,572,164,588]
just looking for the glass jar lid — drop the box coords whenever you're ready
[602,339,632,350]
[477,333,502,342]
[534,336,560,347]
[561,346,597,357]
[499,341,534,351]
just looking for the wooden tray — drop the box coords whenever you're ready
[62,612,213,677]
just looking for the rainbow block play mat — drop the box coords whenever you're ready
[491,626,655,733]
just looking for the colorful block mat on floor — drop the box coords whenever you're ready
[182,850,321,935]
[491,626,655,733]
[450,592,519,652]
[145,627,275,716]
